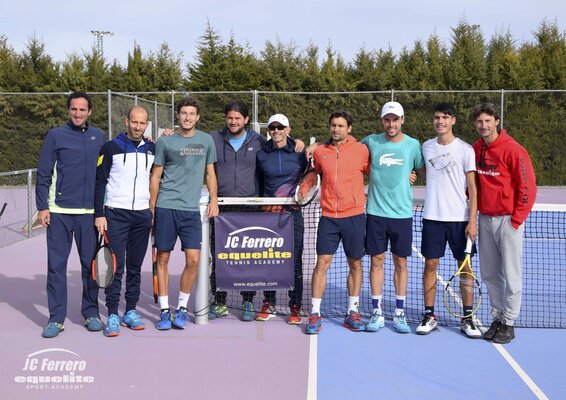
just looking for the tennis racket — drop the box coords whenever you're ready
[151,233,158,303]
[294,159,320,207]
[91,231,117,288]
[443,236,482,318]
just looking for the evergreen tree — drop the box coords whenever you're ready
[533,19,566,89]
[486,30,522,89]
[447,19,487,89]
[426,34,448,90]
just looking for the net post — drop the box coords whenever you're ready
[195,193,211,325]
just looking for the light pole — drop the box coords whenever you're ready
[91,30,113,57]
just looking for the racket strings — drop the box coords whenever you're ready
[444,272,481,318]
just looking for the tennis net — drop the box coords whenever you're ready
[210,197,566,328]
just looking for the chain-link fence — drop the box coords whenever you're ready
[1,89,565,246]
[0,169,43,247]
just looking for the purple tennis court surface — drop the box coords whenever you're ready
[0,235,310,400]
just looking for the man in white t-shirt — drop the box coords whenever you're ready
[416,102,481,339]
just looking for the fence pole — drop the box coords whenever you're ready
[171,91,175,128]
[27,169,33,238]
[195,194,211,325]
[500,89,505,129]
[252,90,259,134]
[154,100,158,141]
[107,90,113,139]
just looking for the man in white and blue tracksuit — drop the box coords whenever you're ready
[36,92,105,338]
[94,106,155,337]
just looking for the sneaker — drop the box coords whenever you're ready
[172,307,189,329]
[491,324,515,344]
[288,305,302,325]
[42,322,64,338]
[84,317,103,332]
[460,317,481,339]
[343,310,365,332]
[256,301,276,321]
[483,319,503,341]
[156,309,172,330]
[416,314,438,335]
[393,311,410,334]
[305,313,322,334]
[121,310,145,330]
[366,310,385,332]
[104,313,121,337]
[209,303,229,320]
[241,301,256,322]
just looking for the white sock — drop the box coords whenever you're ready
[158,295,169,310]
[348,296,360,313]
[178,291,190,309]
[311,298,322,315]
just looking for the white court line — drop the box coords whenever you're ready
[413,245,549,400]
[307,334,318,400]
[488,338,549,399]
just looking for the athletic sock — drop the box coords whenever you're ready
[395,295,406,315]
[311,298,322,315]
[178,291,190,309]
[158,295,169,311]
[348,296,360,313]
[371,295,382,313]
[424,306,435,315]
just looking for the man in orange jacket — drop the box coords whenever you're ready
[305,110,370,335]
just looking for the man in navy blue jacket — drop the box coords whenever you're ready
[36,92,105,338]
[256,114,307,324]
[94,106,155,337]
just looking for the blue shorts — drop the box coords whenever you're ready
[421,219,476,260]
[154,207,202,251]
[316,214,366,259]
[365,214,412,257]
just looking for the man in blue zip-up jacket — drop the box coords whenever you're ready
[94,106,155,337]
[256,113,307,324]
[36,92,106,338]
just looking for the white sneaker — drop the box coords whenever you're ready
[416,313,438,335]
[460,317,481,339]
[366,310,385,332]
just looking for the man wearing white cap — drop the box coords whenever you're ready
[362,101,425,334]
[256,114,307,324]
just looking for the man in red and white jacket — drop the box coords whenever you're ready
[472,102,537,344]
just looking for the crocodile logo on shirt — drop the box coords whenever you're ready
[379,153,403,166]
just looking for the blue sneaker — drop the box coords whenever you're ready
[305,313,322,334]
[42,322,64,338]
[241,301,256,321]
[104,313,121,337]
[209,303,229,320]
[122,310,145,330]
[343,310,366,332]
[366,310,385,332]
[393,311,410,333]
[172,307,189,329]
[84,317,103,332]
[156,309,172,330]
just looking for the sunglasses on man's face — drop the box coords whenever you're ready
[268,125,286,131]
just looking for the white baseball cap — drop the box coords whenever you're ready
[267,114,289,127]
[381,101,404,118]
